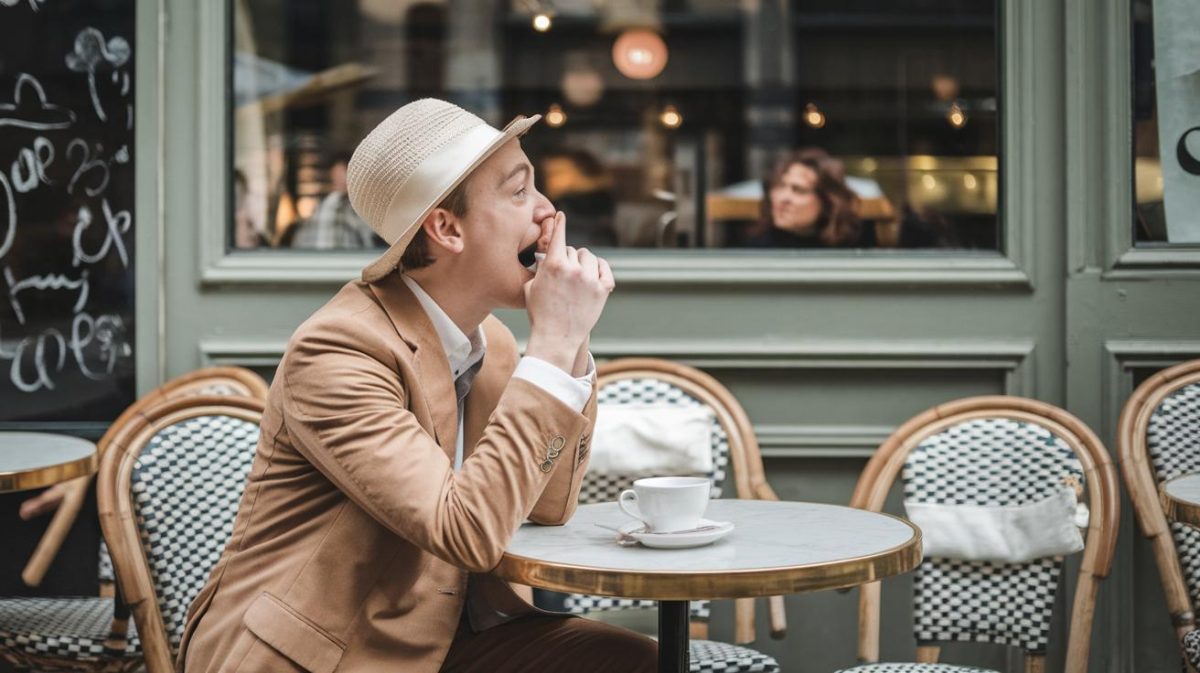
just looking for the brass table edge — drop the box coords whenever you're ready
[0,452,98,493]
[495,511,923,600]
[1163,479,1200,528]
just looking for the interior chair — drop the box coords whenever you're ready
[1117,358,1200,671]
[538,357,787,673]
[96,395,264,673]
[837,396,1118,673]
[0,367,268,672]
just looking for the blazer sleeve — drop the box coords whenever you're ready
[527,378,596,525]
[279,322,590,573]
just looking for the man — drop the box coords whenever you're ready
[179,99,656,672]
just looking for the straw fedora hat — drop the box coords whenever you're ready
[347,98,541,282]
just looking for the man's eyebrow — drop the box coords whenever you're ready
[498,163,531,188]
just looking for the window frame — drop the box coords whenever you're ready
[199,0,1043,288]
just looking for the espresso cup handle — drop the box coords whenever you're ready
[618,489,645,524]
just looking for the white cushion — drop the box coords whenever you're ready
[591,403,714,475]
[905,488,1085,564]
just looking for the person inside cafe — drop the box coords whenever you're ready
[283,152,383,249]
[178,98,656,673]
[741,147,867,248]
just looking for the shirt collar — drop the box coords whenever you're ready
[400,274,486,378]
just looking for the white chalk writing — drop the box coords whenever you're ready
[4,266,90,325]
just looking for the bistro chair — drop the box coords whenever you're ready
[838,396,1119,673]
[0,367,268,672]
[97,395,264,673]
[537,357,787,673]
[1117,358,1200,671]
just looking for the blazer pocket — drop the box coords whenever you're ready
[242,592,345,673]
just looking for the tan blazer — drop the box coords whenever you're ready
[179,273,596,673]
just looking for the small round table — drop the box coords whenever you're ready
[1163,473,1200,527]
[495,499,922,673]
[0,432,98,493]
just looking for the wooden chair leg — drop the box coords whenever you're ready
[734,597,755,644]
[858,581,881,663]
[1024,653,1046,673]
[915,645,940,663]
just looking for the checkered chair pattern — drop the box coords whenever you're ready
[541,374,778,673]
[126,414,260,651]
[1144,383,1200,610]
[903,418,1085,652]
[1184,629,1200,669]
[0,597,140,669]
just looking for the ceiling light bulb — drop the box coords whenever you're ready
[803,103,825,129]
[922,174,937,190]
[612,30,668,80]
[660,104,682,129]
[545,104,567,127]
[963,173,978,190]
[532,12,552,32]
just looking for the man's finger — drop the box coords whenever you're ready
[598,257,615,291]
[546,211,567,259]
[565,245,579,265]
[578,247,598,280]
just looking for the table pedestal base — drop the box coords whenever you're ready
[658,600,689,673]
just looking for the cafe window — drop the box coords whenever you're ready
[1133,0,1200,246]
[230,0,1000,253]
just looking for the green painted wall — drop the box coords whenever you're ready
[129,0,1200,670]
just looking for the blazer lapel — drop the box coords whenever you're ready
[367,274,458,456]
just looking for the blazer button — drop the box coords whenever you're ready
[540,459,554,473]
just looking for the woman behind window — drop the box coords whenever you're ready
[744,148,865,248]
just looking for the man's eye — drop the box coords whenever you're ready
[515,187,527,198]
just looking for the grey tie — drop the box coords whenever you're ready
[454,358,484,406]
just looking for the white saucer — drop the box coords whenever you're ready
[618,518,734,549]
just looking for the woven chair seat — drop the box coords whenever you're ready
[0,596,139,662]
[689,639,779,672]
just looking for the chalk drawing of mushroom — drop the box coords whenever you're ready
[65,27,131,122]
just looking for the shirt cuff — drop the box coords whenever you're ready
[514,354,595,413]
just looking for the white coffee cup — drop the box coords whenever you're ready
[618,476,711,533]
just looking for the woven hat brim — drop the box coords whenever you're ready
[361,115,541,283]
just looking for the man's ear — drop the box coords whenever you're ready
[421,208,465,255]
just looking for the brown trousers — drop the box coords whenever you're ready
[439,614,658,673]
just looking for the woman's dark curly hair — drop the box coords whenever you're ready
[763,148,860,246]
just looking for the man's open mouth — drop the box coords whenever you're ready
[518,242,539,271]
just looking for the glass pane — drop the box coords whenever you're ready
[230,0,999,253]
[1133,0,1200,246]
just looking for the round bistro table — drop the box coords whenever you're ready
[1163,473,1200,527]
[0,432,98,493]
[495,499,922,673]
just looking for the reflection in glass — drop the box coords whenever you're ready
[230,0,1000,252]
[1133,0,1200,245]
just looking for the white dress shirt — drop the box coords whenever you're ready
[401,275,594,470]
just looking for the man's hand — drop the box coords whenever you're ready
[19,483,68,520]
[524,211,614,374]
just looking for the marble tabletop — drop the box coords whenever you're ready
[1163,473,1200,527]
[0,432,98,493]
[495,499,922,601]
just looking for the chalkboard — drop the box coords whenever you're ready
[0,0,136,426]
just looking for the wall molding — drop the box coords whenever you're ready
[756,424,893,459]
[201,337,1036,459]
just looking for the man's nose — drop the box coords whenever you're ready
[531,189,555,223]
